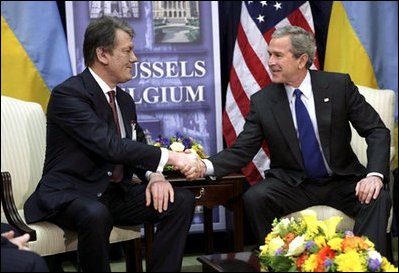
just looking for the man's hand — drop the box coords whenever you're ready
[167,151,200,175]
[145,172,174,213]
[181,158,206,180]
[1,230,31,251]
[355,175,384,204]
[167,150,206,180]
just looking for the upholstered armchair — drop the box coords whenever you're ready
[286,85,396,254]
[1,96,143,271]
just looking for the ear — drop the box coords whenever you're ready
[298,53,308,69]
[96,47,109,65]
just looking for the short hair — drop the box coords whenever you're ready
[272,25,316,69]
[83,16,135,67]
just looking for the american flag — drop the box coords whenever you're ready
[222,1,320,185]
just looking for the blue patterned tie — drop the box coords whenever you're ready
[294,89,328,179]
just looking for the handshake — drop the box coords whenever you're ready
[167,150,206,180]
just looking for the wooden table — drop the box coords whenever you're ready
[197,251,260,272]
[144,174,245,267]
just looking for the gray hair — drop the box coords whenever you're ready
[272,26,316,69]
[83,16,135,67]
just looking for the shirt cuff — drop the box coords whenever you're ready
[156,148,169,173]
[145,171,153,181]
[367,172,384,180]
[203,159,215,176]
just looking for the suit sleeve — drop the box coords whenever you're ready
[210,96,265,177]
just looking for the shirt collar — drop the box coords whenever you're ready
[285,70,312,102]
[88,67,116,97]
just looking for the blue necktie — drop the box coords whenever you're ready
[294,89,328,179]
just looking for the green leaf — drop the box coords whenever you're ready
[269,256,293,272]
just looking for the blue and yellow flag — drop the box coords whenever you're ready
[324,1,398,118]
[1,1,72,111]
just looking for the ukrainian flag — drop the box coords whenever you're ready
[1,1,72,111]
[324,1,398,118]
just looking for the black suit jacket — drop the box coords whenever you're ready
[210,70,390,186]
[24,68,162,223]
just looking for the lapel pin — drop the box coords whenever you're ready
[323,98,330,102]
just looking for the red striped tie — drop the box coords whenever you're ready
[107,90,123,182]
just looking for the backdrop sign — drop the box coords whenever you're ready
[66,1,222,156]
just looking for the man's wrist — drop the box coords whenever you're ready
[202,159,214,176]
[366,172,384,181]
[149,172,164,180]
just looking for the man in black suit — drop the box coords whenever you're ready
[185,25,391,256]
[1,223,49,272]
[24,16,200,272]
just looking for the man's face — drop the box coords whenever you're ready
[267,36,304,86]
[106,29,137,85]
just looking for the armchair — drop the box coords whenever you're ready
[285,85,396,253]
[1,96,143,271]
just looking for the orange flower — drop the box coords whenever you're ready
[284,232,296,246]
[341,235,369,252]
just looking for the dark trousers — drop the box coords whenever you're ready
[51,182,195,272]
[243,176,391,256]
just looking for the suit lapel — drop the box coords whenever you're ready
[81,69,112,119]
[270,85,303,167]
[81,69,122,134]
[310,70,332,165]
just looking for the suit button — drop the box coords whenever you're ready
[97,192,102,197]
[107,171,112,176]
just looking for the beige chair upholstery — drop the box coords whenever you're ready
[1,95,143,271]
[286,85,396,233]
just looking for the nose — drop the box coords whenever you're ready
[268,55,274,66]
[130,51,138,63]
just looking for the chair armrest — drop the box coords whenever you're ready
[1,171,37,241]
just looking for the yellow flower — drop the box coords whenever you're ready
[300,210,322,239]
[302,253,318,272]
[335,251,367,272]
[314,235,326,248]
[267,237,285,256]
[381,257,399,272]
[327,237,343,251]
[321,216,343,239]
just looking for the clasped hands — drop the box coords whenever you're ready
[167,150,206,180]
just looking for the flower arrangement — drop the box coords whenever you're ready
[153,132,207,171]
[258,210,398,272]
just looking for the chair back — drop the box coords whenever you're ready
[350,86,396,167]
[1,96,46,210]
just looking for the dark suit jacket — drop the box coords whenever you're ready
[24,68,162,223]
[210,70,390,186]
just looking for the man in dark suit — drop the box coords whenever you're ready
[24,16,200,272]
[1,223,49,272]
[185,25,392,256]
